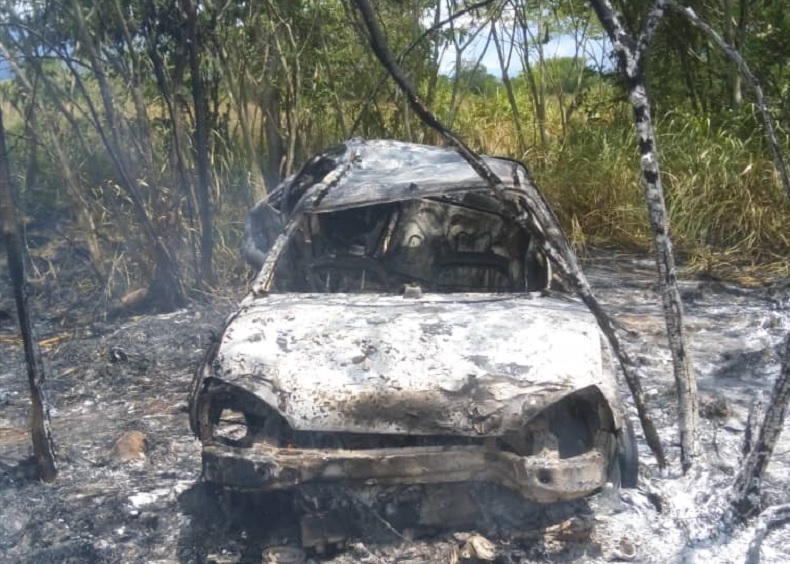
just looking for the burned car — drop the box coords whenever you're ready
[189,139,637,536]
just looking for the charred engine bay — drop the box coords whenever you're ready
[2,252,790,563]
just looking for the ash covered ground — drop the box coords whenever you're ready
[2,251,790,563]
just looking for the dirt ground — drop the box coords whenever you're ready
[2,249,790,563]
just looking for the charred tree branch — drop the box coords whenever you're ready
[742,392,765,460]
[350,0,667,468]
[658,1,790,520]
[589,0,699,472]
[732,334,790,519]
[745,503,790,564]
[0,108,58,482]
[666,1,790,201]
[635,0,668,61]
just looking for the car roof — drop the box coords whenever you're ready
[283,138,528,214]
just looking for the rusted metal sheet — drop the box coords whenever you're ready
[202,440,609,503]
[215,292,620,436]
[309,140,525,213]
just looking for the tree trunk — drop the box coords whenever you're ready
[675,41,702,113]
[319,32,349,141]
[67,0,186,310]
[0,108,58,482]
[492,24,526,157]
[722,0,742,108]
[589,0,699,472]
[112,0,156,173]
[424,0,443,145]
[22,78,39,196]
[182,0,215,287]
[148,38,201,280]
[730,0,749,108]
[276,34,300,177]
[515,4,547,149]
[213,34,265,204]
[261,53,286,191]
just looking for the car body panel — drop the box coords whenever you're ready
[299,139,527,213]
[190,138,637,513]
[240,139,535,271]
[215,292,620,436]
[201,440,608,504]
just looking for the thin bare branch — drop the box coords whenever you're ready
[349,0,499,136]
[666,1,790,201]
[350,0,667,468]
[404,0,500,62]
[745,503,790,564]
[635,0,668,62]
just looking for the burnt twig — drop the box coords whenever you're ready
[745,503,790,564]
[0,108,58,482]
[732,334,790,519]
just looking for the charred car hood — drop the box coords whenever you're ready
[213,293,620,436]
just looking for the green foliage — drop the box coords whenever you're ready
[447,62,501,96]
[531,57,597,94]
[2,0,790,293]
[431,72,790,272]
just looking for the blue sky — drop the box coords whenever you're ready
[0,10,614,82]
[436,32,611,77]
[424,6,612,78]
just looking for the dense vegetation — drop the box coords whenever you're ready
[1,0,788,309]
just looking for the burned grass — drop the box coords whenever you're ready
[2,250,790,562]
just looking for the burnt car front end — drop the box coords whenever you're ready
[191,293,627,504]
[189,139,637,529]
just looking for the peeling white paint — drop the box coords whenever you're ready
[214,292,622,436]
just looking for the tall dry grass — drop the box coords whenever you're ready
[6,74,789,293]
[446,85,790,277]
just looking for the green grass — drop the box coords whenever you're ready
[446,89,790,278]
[7,75,790,292]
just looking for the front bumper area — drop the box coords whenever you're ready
[202,441,608,504]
